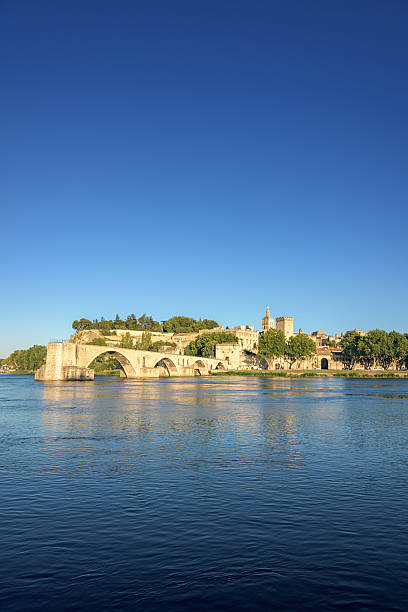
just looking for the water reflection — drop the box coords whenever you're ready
[2,375,408,611]
[40,377,349,476]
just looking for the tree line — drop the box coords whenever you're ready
[259,328,408,370]
[1,345,47,372]
[72,314,219,334]
[341,329,408,370]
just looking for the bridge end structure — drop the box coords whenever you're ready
[35,342,94,381]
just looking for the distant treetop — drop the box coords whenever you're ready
[162,316,219,334]
[72,314,219,334]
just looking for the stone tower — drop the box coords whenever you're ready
[262,304,275,331]
[276,316,294,339]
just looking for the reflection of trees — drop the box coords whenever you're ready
[40,377,362,479]
[258,379,309,469]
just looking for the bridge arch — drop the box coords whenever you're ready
[215,361,226,371]
[192,359,208,376]
[154,357,178,377]
[86,350,138,378]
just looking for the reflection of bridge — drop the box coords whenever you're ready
[35,342,227,381]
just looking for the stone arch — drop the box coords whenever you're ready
[86,350,138,378]
[321,357,329,370]
[154,357,178,377]
[215,361,226,371]
[192,360,208,376]
[258,358,269,370]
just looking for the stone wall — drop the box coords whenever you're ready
[215,343,242,369]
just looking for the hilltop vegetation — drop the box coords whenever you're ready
[162,317,219,333]
[72,314,162,333]
[72,314,219,334]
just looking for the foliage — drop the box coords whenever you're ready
[119,332,134,349]
[4,345,47,372]
[72,313,219,334]
[184,332,238,358]
[72,318,94,331]
[89,354,119,372]
[72,313,163,333]
[258,329,286,359]
[135,331,152,351]
[285,333,316,367]
[340,331,361,369]
[387,331,408,369]
[149,341,177,352]
[162,316,219,333]
[341,329,408,370]
[133,332,178,352]
[87,337,107,346]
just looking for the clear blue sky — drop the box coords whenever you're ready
[1,0,407,356]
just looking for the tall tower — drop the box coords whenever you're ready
[276,316,294,339]
[262,304,275,331]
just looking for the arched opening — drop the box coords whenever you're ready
[87,351,138,378]
[321,358,329,370]
[215,361,226,371]
[192,360,208,376]
[154,357,178,377]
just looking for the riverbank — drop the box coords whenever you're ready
[1,370,35,375]
[210,369,407,379]
[94,370,121,376]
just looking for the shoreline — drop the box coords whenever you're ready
[3,370,407,380]
[209,370,407,379]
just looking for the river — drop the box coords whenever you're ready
[1,374,407,610]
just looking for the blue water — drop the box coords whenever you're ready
[1,375,408,611]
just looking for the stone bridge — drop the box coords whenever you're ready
[35,342,227,381]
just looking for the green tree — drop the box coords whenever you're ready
[258,329,286,359]
[195,319,219,331]
[89,354,119,373]
[285,333,316,368]
[72,318,94,331]
[149,341,177,352]
[341,330,361,369]
[72,313,163,333]
[6,345,47,371]
[119,332,134,349]
[389,331,408,369]
[364,329,390,369]
[135,331,153,351]
[113,314,123,329]
[365,329,408,370]
[184,332,238,358]
[341,329,408,370]
[87,337,107,346]
[162,316,219,333]
[163,316,198,333]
